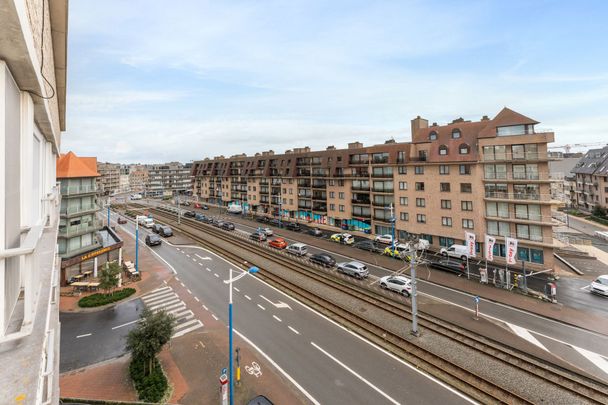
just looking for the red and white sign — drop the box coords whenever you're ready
[465,232,476,258]
[506,237,518,265]
[484,235,496,261]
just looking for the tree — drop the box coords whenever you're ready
[99,261,121,295]
[126,308,175,375]
[592,205,607,218]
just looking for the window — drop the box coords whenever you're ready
[462,219,474,229]
[397,151,406,163]
[400,212,409,221]
[452,129,461,139]
[460,183,472,193]
[415,182,425,191]
[415,166,424,175]
[484,164,507,179]
[459,144,470,154]
[459,164,471,175]
[329,191,335,198]
[399,197,408,206]
[329,180,335,186]
[439,165,450,175]
[487,220,510,236]
[339,192,345,199]
[417,214,426,223]
[289,189,293,195]
[461,201,473,211]
[416,198,426,207]
[289,199,293,204]
[282,198,287,204]
[442,217,452,227]
[282,188,287,194]
[339,205,345,212]
[439,237,455,247]
[439,145,448,155]
[429,131,438,140]
[338,180,344,186]
[399,181,408,190]
[440,183,451,192]
[441,199,452,209]
[330,203,335,211]
[531,249,544,264]
[486,202,508,217]
[398,166,407,174]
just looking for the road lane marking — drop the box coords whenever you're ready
[311,341,399,405]
[180,282,185,287]
[76,333,92,338]
[175,277,180,281]
[206,267,211,272]
[257,304,266,311]
[580,285,591,290]
[199,263,204,266]
[273,315,282,322]
[195,254,212,261]
[574,346,608,376]
[194,297,200,302]
[288,326,300,335]
[186,254,191,258]
[507,323,548,351]
[212,314,219,321]
[112,320,139,330]
[192,258,197,262]
[187,289,192,294]
[260,295,292,309]
[234,287,240,292]
[234,329,320,405]
[203,305,208,310]
[214,273,219,278]
[244,295,251,300]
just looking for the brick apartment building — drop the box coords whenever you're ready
[146,162,192,197]
[191,108,556,269]
[571,146,608,212]
[96,161,120,195]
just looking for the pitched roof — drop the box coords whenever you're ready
[478,107,539,137]
[56,151,100,178]
[571,146,608,175]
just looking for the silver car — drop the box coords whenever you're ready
[336,261,369,279]
[590,275,608,297]
[379,275,412,297]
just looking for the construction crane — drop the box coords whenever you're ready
[548,142,607,154]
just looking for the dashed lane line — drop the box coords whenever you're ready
[180,282,185,287]
[194,297,200,302]
[288,326,300,335]
[76,333,92,339]
[257,304,266,311]
[187,289,192,294]
[244,295,252,300]
[214,273,219,278]
[273,315,282,322]
[234,287,240,292]
[203,305,208,310]
[212,314,219,321]
[112,319,140,330]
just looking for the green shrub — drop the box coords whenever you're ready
[590,215,608,226]
[130,357,168,403]
[78,288,136,308]
[592,206,607,218]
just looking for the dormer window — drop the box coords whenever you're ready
[438,145,448,155]
[429,131,438,141]
[452,129,461,139]
[459,143,470,154]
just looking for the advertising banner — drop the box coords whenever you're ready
[484,234,496,261]
[506,237,518,265]
[465,232,476,258]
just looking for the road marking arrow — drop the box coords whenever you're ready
[259,295,292,310]
[195,254,212,261]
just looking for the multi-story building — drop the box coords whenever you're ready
[0,1,68,403]
[549,152,581,208]
[57,152,103,258]
[96,161,120,195]
[146,162,192,197]
[572,146,608,212]
[128,164,148,192]
[192,108,556,269]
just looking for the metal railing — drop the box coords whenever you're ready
[61,184,98,195]
[63,203,100,215]
[484,192,553,202]
[58,220,103,237]
[483,172,549,181]
[480,152,552,162]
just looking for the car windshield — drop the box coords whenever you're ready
[596,277,608,286]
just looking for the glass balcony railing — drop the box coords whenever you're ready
[61,185,98,195]
[62,204,100,216]
[58,220,103,237]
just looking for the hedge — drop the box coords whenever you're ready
[130,357,169,403]
[589,215,608,226]
[78,288,136,308]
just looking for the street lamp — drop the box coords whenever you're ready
[223,266,259,405]
[135,218,140,274]
[385,203,396,252]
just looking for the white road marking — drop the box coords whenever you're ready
[311,342,400,405]
[235,329,320,405]
[214,273,219,278]
[507,323,548,351]
[234,287,240,292]
[180,282,185,287]
[175,277,180,281]
[580,285,591,291]
[273,315,282,322]
[192,258,197,262]
[194,297,200,302]
[288,326,300,335]
[111,319,140,330]
[199,263,204,266]
[176,248,181,252]
[186,254,191,258]
[76,333,92,339]
[574,346,608,376]
[187,289,192,294]
[244,295,251,300]
[173,320,204,338]
[257,304,266,311]
[203,305,208,310]
[212,314,219,321]
[195,254,212,261]
[206,267,211,272]
[260,295,292,310]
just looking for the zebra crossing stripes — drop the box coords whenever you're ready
[141,287,204,338]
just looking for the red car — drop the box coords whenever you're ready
[194,203,201,208]
[268,237,287,249]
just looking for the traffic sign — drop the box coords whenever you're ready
[473,296,480,304]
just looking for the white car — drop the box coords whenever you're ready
[375,234,397,245]
[261,227,273,236]
[379,275,412,297]
[590,275,608,297]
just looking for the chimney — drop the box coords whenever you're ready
[481,115,489,121]
[326,145,336,150]
[411,116,429,138]
[432,122,437,127]
[348,142,363,149]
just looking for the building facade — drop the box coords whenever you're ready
[571,147,608,212]
[192,108,556,269]
[549,153,581,208]
[96,161,120,195]
[128,164,148,193]
[57,152,103,258]
[0,0,68,403]
[146,162,192,197]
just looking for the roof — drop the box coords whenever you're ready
[571,146,608,175]
[56,151,100,178]
[478,107,539,137]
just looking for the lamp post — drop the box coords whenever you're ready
[224,266,259,405]
[135,219,139,274]
[409,250,419,336]
[386,203,396,252]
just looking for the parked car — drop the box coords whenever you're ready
[202,204,209,210]
[194,202,201,209]
[379,275,412,296]
[247,395,274,405]
[256,216,270,223]
[430,259,466,274]
[181,200,191,206]
[439,244,472,261]
[195,213,206,221]
[202,216,214,224]
[336,261,369,279]
[353,240,382,253]
[382,244,412,260]
[268,218,283,227]
[268,237,288,249]
[310,253,336,267]
[183,210,196,218]
[375,234,397,245]
[285,223,301,232]
[308,227,323,237]
[261,227,273,236]
[213,219,224,228]
[590,275,608,297]
[117,217,127,224]
[152,223,163,234]
[249,231,267,242]
[221,222,235,231]
[330,233,355,245]
[145,234,162,246]
[159,226,173,237]
[286,243,308,256]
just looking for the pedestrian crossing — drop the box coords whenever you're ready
[141,286,204,338]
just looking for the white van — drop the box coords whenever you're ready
[130,193,142,200]
[136,215,155,229]
[286,243,308,256]
[439,244,472,261]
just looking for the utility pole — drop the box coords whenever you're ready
[410,250,419,336]
[177,193,181,225]
[389,203,396,251]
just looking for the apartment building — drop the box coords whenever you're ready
[0,0,68,403]
[146,162,192,197]
[97,161,120,195]
[549,152,581,208]
[192,108,556,269]
[572,146,608,212]
[128,164,148,192]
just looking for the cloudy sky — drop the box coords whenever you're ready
[63,0,608,163]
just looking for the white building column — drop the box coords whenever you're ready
[93,257,98,278]
[118,247,122,265]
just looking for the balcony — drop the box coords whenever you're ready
[481,152,552,162]
[371,157,389,164]
[372,188,394,193]
[352,210,371,218]
[61,184,98,196]
[312,182,327,189]
[58,220,103,238]
[372,201,393,207]
[298,203,312,209]
[373,215,392,223]
[349,159,369,165]
[351,185,370,191]
[484,192,554,203]
[483,173,550,182]
[351,199,371,205]
[60,203,100,217]
[485,213,553,226]
[312,204,327,212]
[371,172,393,178]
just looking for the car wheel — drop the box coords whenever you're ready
[461,255,467,261]
[380,283,387,289]
[441,252,448,257]
[402,290,410,297]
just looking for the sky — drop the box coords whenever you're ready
[63,0,608,164]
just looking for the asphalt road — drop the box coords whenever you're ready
[60,298,144,372]
[116,210,608,385]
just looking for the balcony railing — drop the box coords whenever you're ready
[58,220,103,237]
[483,172,549,181]
[484,192,553,202]
[372,157,389,164]
[372,188,394,193]
[61,185,98,195]
[372,201,393,207]
[373,215,391,222]
[481,152,552,162]
[349,159,369,165]
[371,173,393,178]
[62,204,100,216]
[485,213,553,225]
[351,199,371,205]
[352,211,371,218]
[351,185,370,191]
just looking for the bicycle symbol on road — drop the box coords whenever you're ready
[245,361,262,378]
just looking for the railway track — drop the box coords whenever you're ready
[122,204,608,404]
